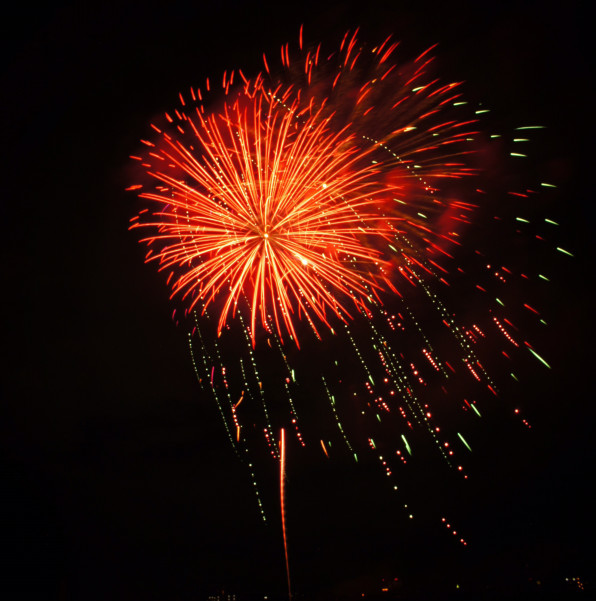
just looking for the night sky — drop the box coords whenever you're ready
[2,1,593,599]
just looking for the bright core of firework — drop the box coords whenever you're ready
[132,87,399,345]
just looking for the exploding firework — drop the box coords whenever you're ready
[131,86,399,345]
[129,29,563,542]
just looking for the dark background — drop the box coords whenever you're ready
[1,1,593,599]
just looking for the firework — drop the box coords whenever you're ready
[129,30,480,345]
[131,86,400,346]
[129,29,560,543]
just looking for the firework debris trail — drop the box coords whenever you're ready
[279,428,291,600]
[129,27,570,541]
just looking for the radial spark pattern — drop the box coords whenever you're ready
[132,89,402,344]
[129,29,562,536]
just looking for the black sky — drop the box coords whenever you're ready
[1,1,593,599]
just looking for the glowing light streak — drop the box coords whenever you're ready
[457,432,472,452]
[401,434,412,455]
[528,347,551,369]
[556,247,574,257]
[279,429,292,600]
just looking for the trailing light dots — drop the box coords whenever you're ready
[493,316,520,347]
[565,577,585,591]
[441,517,468,546]
[514,408,532,429]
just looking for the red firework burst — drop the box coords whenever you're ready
[130,85,400,345]
[129,30,480,346]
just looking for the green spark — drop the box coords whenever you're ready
[544,218,559,225]
[471,404,482,417]
[515,125,545,130]
[556,247,574,257]
[496,298,505,307]
[541,183,557,188]
[538,274,549,282]
[516,217,530,223]
[528,348,551,369]
[511,152,527,157]
[511,373,519,382]
[401,434,412,456]
[417,212,427,219]
[457,432,472,452]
